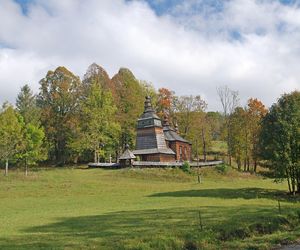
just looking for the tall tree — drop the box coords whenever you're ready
[37,67,82,165]
[83,63,116,97]
[174,95,207,137]
[16,84,46,174]
[70,81,120,163]
[247,98,267,172]
[187,112,212,161]
[173,95,208,161]
[260,91,300,195]
[111,68,145,152]
[0,103,23,176]
[156,88,175,119]
[230,107,249,171]
[217,85,239,165]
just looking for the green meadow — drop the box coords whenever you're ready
[0,167,299,249]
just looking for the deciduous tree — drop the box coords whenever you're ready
[70,81,120,163]
[0,103,23,176]
[111,68,145,152]
[217,85,239,165]
[156,88,175,119]
[19,123,46,176]
[247,98,267,172]
[260,91,300,195]
[37,67,82,165]
[174,95,207,137]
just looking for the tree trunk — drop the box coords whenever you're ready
[253,160,257,173]
[94,148,97,163]
[115,150,119,162]
[227,121,232,166]
[296,168,300,193]
[247,158,250,172]
[227,132,231,165]
[97,151,100,163]
[237,157,241,171]
[5,159,8,176]
[287,177,292,194]
[291,170,296,196]
[286,168,292,194]
[201,127,207,162]
[25,158,28,177]
[291,164,296,195]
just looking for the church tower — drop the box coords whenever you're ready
[133,96,175,162]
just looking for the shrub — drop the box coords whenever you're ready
[184,240,198,250]
[181,161,191,173]
[218,226,250,241]
[215,163,229,174]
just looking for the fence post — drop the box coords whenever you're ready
[198,210,203,231]
[278,200,281,214]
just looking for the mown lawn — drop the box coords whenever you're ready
[0,167,299,249]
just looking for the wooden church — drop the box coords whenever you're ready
[132,96,192,162]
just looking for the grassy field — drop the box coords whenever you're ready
[0,166,299,250]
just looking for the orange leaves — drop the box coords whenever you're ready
[158,88,173,109]
[157,87,174,118]
[247,98,268,118]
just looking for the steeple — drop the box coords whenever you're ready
[137,96,162,128]
[144,96,154,113]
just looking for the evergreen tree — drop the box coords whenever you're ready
[16,84,47,173]
[16,84,40,126]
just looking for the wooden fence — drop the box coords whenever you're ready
[88,160,223,168]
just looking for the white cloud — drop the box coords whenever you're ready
[0,0,299,110]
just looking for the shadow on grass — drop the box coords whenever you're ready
[150,188,300,202]
[0,205,296,249]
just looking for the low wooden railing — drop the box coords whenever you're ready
[88,160,223,168]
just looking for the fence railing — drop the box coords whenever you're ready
[88,160,223,168]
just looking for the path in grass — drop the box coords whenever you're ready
[0,167,299,249]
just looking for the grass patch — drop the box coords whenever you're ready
[0,167,299,249]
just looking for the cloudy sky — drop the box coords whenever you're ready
[0,0,300,111]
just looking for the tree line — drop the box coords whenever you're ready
[217,86,300,195]
[0,64,215,171]
[0,63,299,194]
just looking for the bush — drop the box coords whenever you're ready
[218,226,251,241]
[181,161,191,173]
[215,163,229,174]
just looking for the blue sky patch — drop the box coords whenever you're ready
[14,0,32,15]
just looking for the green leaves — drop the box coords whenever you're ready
[16,84,40,126]
[260,91,300,194]
[0,104,24,160]
[38,67,82,165]
[70,75,120,163]
[19,123,46,166]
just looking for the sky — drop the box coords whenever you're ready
[1,0,300,111]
